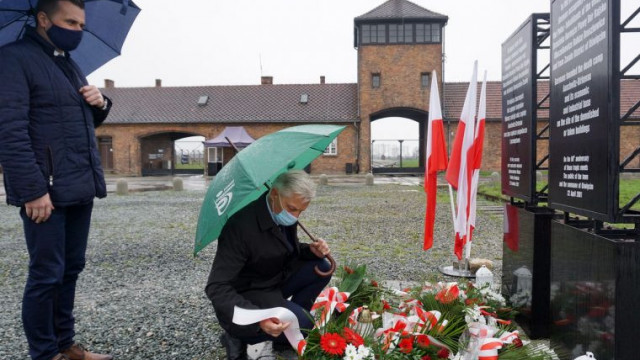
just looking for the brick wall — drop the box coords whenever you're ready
[96,123,357,176]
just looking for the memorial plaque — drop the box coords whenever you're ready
[548,0,619,220]
[501,17,536,201]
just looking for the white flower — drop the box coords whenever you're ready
[342,344,374,360]
[464,305,485,325]
[358,345,373,359]
[479,287,506,306]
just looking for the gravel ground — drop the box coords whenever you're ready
[0,182,504,359]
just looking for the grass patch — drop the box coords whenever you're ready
[477,178,640,211]
[619,179,640,210]
[398,158,419,167]
[174,162,204,170]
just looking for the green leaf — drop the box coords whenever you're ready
[338,264,366,293]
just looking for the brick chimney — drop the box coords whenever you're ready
[104,79,114,89]
[155,79,162,87]
[320,76,325,84]
[261,76,273,85]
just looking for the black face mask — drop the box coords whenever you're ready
[46,23,83,52]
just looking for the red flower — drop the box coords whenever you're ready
[437,347,450,358]
[421,356,432,360]
[416,334,431,348]
[343,266,354,274]
[320,332,347,356]
[382,300,391,310]
[512,338,523,348]
[435,284,459,304]
[371,280,379,287]
[342,327,364,347]
[398,337,414,353]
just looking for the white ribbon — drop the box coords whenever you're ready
[232,306,305,350]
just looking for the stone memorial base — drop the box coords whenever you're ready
[501,204,554,339]
[550,221,640,360]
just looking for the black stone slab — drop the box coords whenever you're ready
[550,221,640,360]
[501,204,554,338]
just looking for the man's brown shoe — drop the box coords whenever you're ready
[51,355,70,360]
[61,344,113,360]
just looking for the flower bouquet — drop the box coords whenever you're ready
[297,265,558,360]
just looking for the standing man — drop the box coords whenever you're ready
[206,170,332,360]
[0,1,113,360]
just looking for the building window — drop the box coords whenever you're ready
[362,24,386,44]
[362,24,371,44]
[389,24,402,43]
[389,23,414,43]
[416,23,441,43]
[421,72,430,88]
[208,147,223,163]
[372,73,381,88]
[323,138,338,156]
[432,23,441,42]
[376,24,386,43]
[404,23,413,43]
[416,23,425,43]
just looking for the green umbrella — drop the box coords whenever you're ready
[194,124,346,256]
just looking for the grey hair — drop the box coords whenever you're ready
[272,170,316,201]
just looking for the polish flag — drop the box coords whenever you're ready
[423,70,448,250]
[466,71,487,246]
[445,62,478,260]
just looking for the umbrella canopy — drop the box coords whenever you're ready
[194,124,345,255]
[0,0,141,75]
[203,126,256,148]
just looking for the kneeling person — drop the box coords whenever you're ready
[205,170,331,359]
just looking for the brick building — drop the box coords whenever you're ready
[95,0,640,176]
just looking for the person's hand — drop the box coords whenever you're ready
[25,193,55,223]
[259,318,290,337]
[79,85,105,108]
[310,238,330,258]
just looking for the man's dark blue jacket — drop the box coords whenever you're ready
[0,28,110,207]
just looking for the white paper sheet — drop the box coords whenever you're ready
[232,306,304,350]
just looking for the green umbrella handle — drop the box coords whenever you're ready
[297,221,336,277]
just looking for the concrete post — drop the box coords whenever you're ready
[319,174,328,185]
[173,177,184,191]
[365,173,374,186]
[116,179,128,195]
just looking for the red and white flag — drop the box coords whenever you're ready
[445,62,477,260]
[466,71,487,246]
[423,70,448,250]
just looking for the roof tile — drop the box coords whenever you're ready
[355,0,447,22]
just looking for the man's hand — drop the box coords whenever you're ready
[25,193,55,223]
[79,85,105,108]
[259,318,290,337]
[309,238,330,258]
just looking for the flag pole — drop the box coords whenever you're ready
[448,184,456,227]
[438,61,478,278]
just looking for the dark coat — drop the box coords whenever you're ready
[205,193,319,338]
[0,28,111,207]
